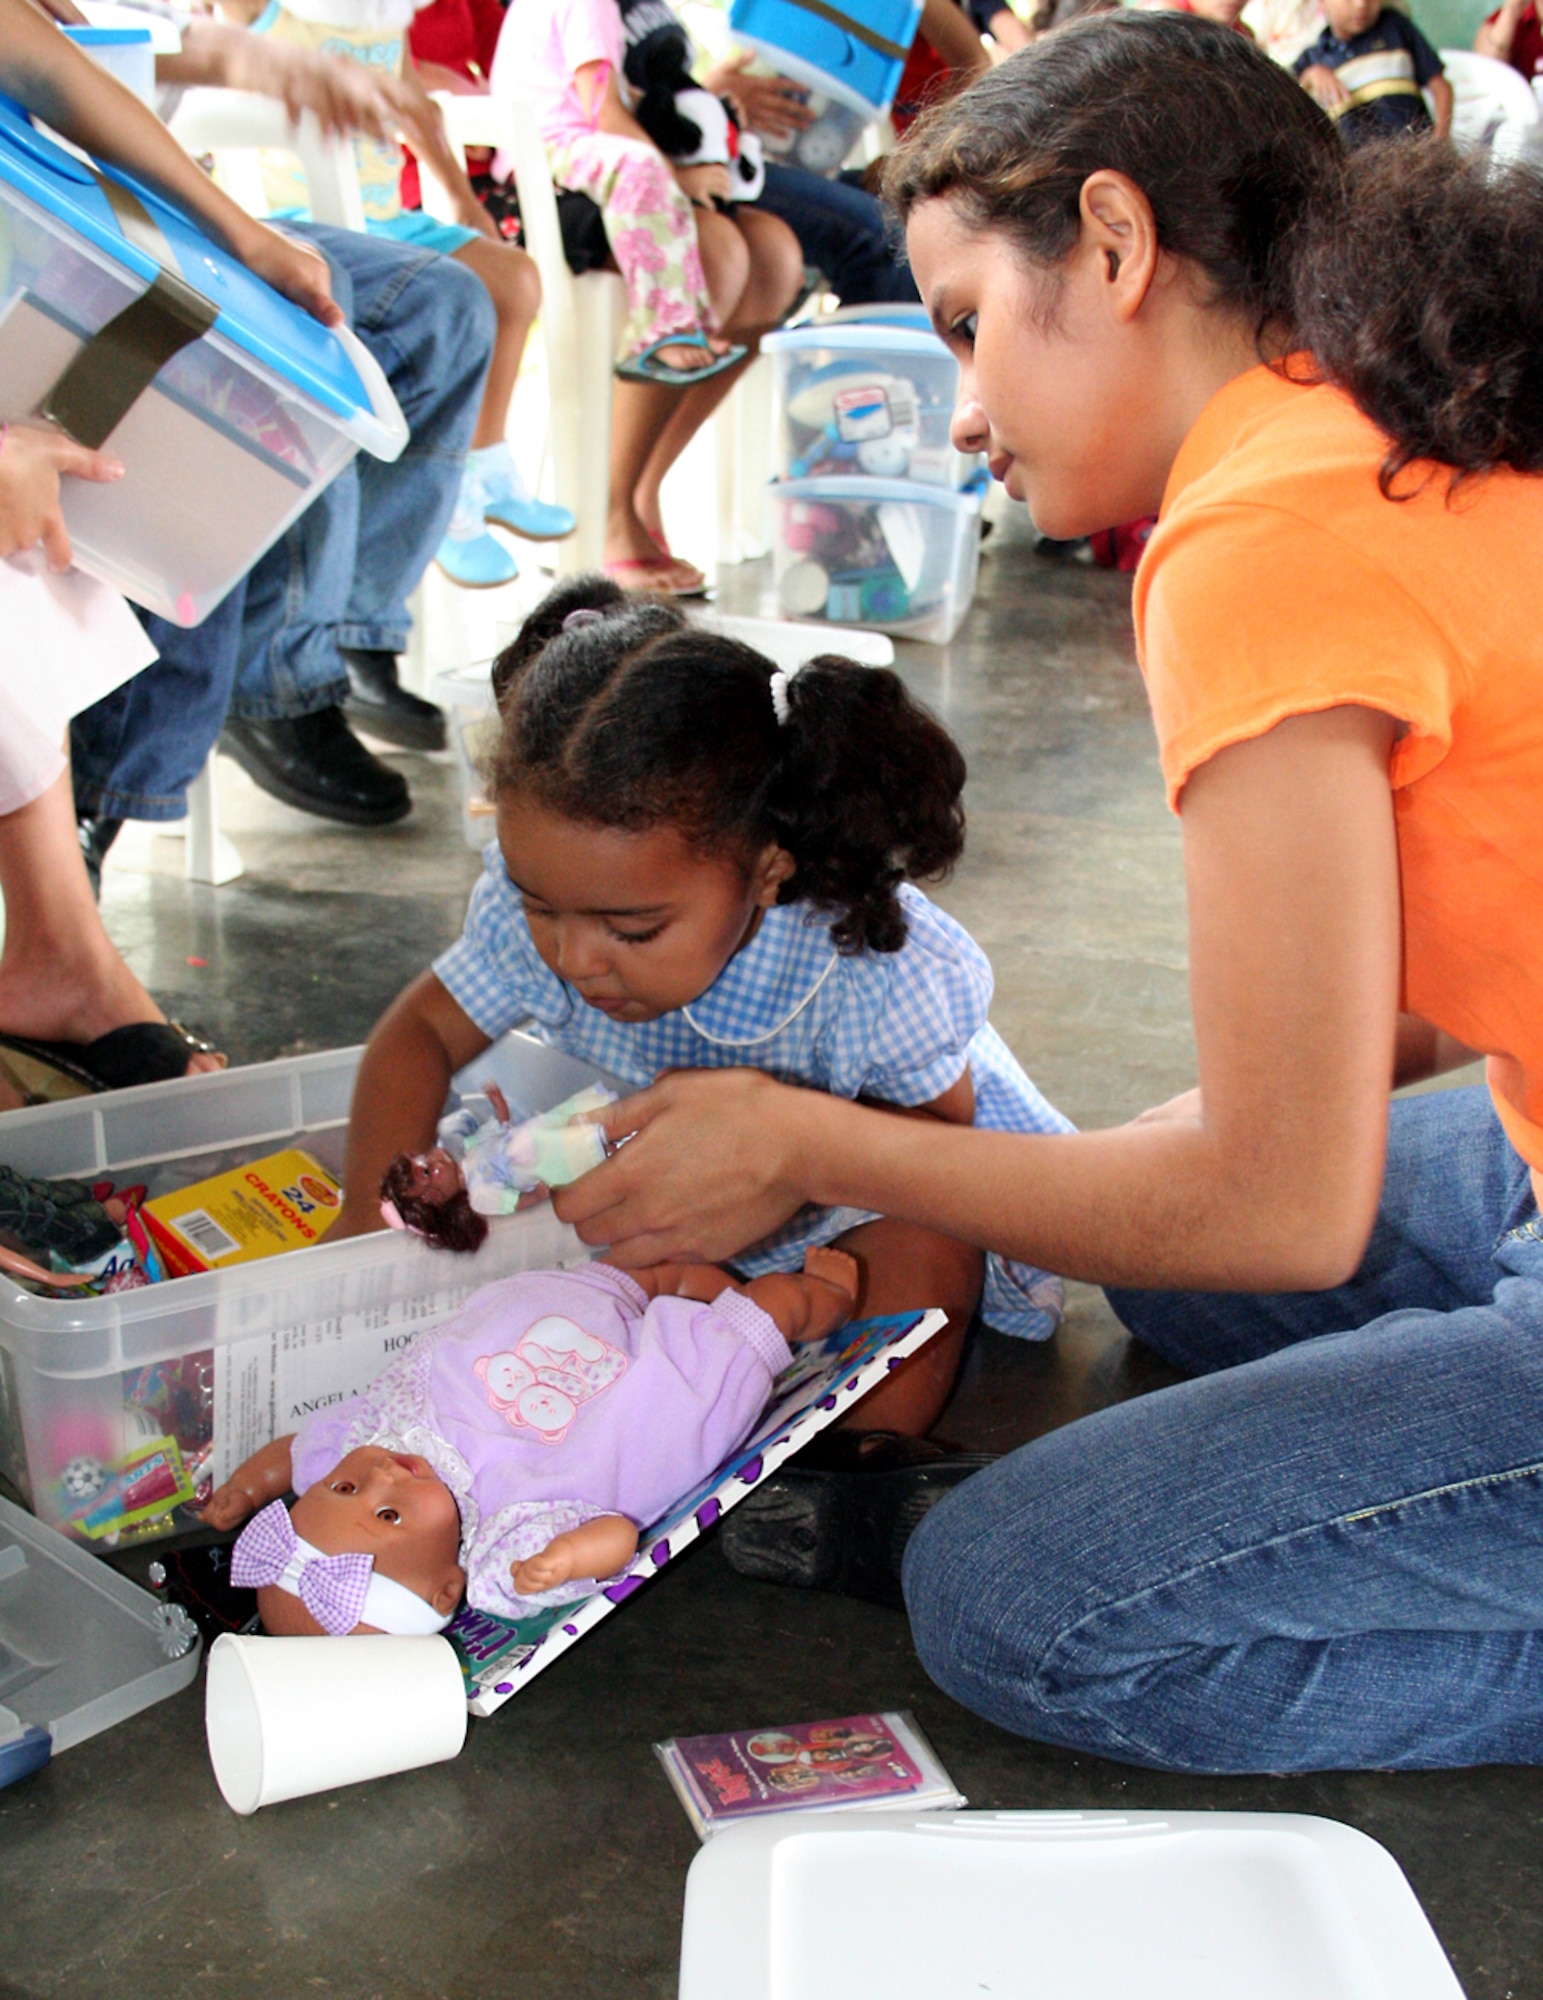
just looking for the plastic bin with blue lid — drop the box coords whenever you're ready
[764,316,984,492]
[60,25,156,105]
[770,472,984,644]
[728,0,923,117]
[0,94,407,626]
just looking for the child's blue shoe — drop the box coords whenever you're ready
[473,443,575,543]
[482,481,575,543]
[436,528,519,589]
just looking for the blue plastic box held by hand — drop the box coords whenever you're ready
[728,0,923,114]
[0,94,406,625]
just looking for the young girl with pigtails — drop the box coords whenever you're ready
[338,574,1070,1593]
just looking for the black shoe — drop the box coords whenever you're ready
[718,1431,997,1609]
[220,710,411,827]
[339,647,446,753]
[76,814,122,899]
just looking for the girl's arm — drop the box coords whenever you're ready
[0,0,337,324]
[919,0,992,76]
[1475,0,1526,62]
[202,1434,297,1529]
[336,971,493,1237]
[556,706,1404,1295]
[590,61,730,203]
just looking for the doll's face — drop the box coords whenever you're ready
[497,798,795,1023]
[280,1445,465,1628]
[396,1147,464,1209]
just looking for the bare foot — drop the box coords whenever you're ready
[0,948,224,1078]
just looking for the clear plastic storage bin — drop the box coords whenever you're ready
[728,0,921,114]
[764,317,982,490]
[0,94,406,626]
[771,473,984,644]
[0,1036,614,1535]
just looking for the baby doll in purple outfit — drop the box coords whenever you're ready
[203,1248,859,1636]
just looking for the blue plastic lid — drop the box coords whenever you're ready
[62,25,153,43]
[765,321,950,358]
[773,472,984,511]
[0,94,370,424]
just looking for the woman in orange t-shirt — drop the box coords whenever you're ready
[549,14,1543,1774]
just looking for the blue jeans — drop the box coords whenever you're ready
[904,1086,1543,1772]
[71,226,493,818]
[750,165,918,307]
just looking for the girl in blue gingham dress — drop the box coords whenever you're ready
[346,574,1071,1426]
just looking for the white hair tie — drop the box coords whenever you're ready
[769,664,800,725]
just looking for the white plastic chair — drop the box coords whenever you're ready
[424,90,624,576]
[162,92,374,882]
[1438,48,1543,165]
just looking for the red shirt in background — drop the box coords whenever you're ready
[1484,0,1543,76]
[400,0,507,209]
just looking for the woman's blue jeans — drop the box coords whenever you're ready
[904,1085,1543,1772]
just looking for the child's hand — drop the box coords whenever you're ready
[1298,64,1350,112]
[0,423,123,569]
[675,162,732,207]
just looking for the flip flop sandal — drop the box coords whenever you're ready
[614,333,749,388]
[717,1430,997,1609]
[0,1021,224,1101]
[602,553,709,600]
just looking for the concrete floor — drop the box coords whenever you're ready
[2,507,1539,1997]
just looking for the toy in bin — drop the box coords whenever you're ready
[0,92,406,624]
[772,474,985,643]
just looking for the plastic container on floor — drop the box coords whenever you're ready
[728,0,921,115]
[678,1810,1467,2000]
[764,318,984,491]
[0,1492,201,1791]
[0,93,407,626]
[0,1036,616,1537]
[770,473,984,643]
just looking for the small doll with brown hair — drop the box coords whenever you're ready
[202,1247,860,1632]
[379,1083,617,1253]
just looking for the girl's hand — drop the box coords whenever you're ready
[705,56,814,139]
[675,161,732,207]
[552,1068,813,1266]
[227,217,342,326]
[0,423,123,569]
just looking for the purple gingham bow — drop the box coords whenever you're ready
[230,1499,374,1636]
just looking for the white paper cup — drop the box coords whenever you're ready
[205,1632,467,1815]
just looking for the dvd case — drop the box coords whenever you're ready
[655,1710,964,1839]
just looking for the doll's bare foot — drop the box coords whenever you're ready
[744,1256,857,1345]
[802,1247,860,1305]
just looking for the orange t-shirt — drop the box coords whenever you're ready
[1133,363,1543,1170]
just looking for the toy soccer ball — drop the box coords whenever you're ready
[59,1455,106,1502]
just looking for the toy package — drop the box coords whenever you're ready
[142,1148,342,1277]
[656,1711,964,1839]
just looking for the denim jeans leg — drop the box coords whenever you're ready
[70,588,246,821]
[904,1086,1543,1772]
[297,224,495,656]
[751,163,918,307]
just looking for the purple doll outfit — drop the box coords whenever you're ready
[290,1264,792,1620]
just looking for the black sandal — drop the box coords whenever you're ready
[719,1430,997,1609]
[0,1021,222,1100]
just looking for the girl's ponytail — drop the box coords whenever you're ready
[768,660,965,953]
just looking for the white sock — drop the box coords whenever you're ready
[445,459,485,542]
[471,441,529,501]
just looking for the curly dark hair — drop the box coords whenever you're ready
[484,580,966,955]
[884,11,1543,495]
[379,1154,488,1254]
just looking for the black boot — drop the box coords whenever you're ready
[220,710,411,827]
[340,648,447,753]
[76,814,123,899]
